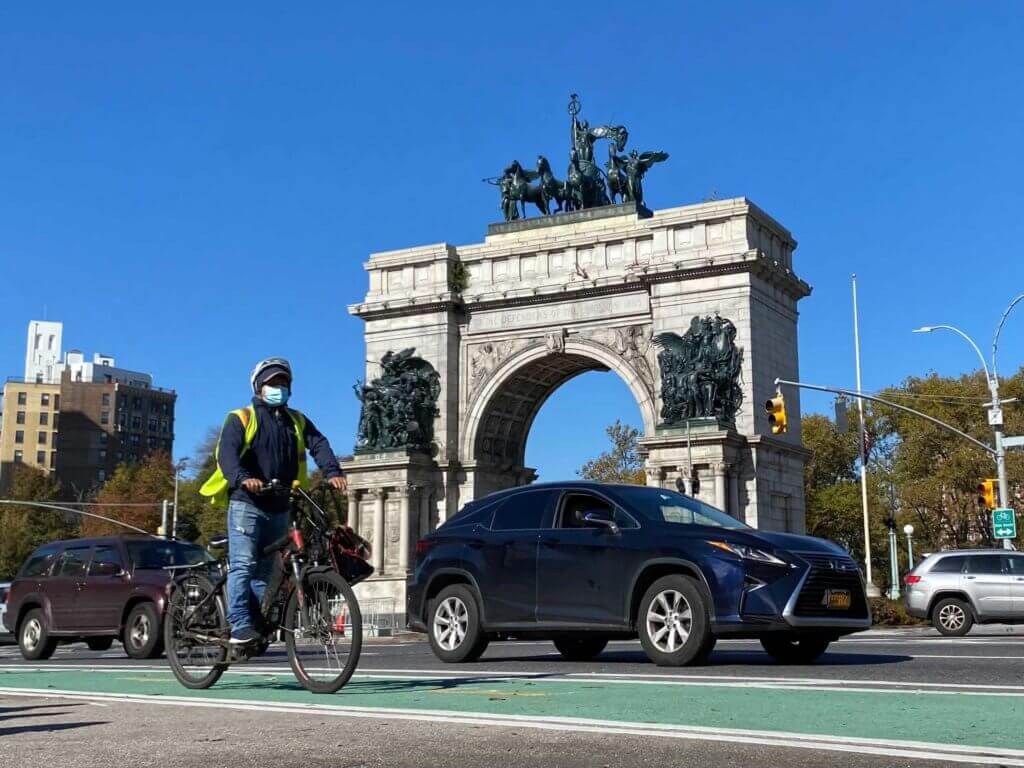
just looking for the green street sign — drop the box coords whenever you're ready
[992,508,1017,539]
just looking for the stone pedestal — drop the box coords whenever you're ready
[340,449,442,624]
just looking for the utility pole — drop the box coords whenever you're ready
[851,275,879,595]
[161,499,169,539]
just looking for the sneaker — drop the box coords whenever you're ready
[229,626,261,644]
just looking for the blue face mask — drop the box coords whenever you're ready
[261,385,290,407]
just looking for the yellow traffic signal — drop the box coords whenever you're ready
[977,479,997,510]
[765,391,788,435]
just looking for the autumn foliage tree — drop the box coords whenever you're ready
[0,464,76,580]
[82,450,174,536]
[578,421,647,485]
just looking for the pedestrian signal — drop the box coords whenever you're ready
[977,479,997,510]
[765,392,788,435]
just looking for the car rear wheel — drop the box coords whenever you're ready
[553,636,608,661]
[760,635,831,664]
[19,609,57,661]
[427,585,488,663]
[85,637,114,652]
[124,602,164,659]
[932,597,973,636]
[638,575,713,667]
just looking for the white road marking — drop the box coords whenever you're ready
[1,664,1022,697]
[0,686,1019,765]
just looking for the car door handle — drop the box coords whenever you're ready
[75,581,87,589]
[964,576,976,580]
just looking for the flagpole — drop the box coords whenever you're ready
[852,274,880,597]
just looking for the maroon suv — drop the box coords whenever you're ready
[2,535,214,660]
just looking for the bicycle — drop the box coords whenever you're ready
[163,480,374,694]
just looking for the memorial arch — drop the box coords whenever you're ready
[342,199,812,606]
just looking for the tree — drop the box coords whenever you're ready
[578,421,646,485]
[0,465,75,580]
[879,368,1024,552]
[83,451,174,536]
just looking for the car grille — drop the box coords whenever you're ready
[792,552,869,618]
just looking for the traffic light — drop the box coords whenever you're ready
[765,391,788,435]
[977,479,997,510]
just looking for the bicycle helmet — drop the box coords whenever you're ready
[250,357,292,393]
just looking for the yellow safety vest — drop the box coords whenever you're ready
[199,405,308,508]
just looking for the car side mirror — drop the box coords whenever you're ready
[583,511,620,535]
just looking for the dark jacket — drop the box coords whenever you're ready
[217,397,343,513]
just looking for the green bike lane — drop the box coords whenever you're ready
[1,666,1022,758]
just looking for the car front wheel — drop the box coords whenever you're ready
[932,597,973,636]
[124,602,164,659]
[760,635,831,664]
[427,585,488,663]
[19,609,57,661]
[638,575,714,667]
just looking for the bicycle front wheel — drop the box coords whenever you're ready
[164,573,229,690]
[285,569,362,693]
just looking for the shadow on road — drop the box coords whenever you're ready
[0,720,108,737]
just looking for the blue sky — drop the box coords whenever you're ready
[1,3,1022,481]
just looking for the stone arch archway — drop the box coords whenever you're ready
[460,339,657,496]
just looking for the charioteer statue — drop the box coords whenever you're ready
[486,93,669,222]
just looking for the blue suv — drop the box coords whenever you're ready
[407,482,870,666]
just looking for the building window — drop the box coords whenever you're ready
[14,450,23,462]
[161,419,169,434]
[99,449,107,460]
[50,451,57,468]
[100,411,110,425]
[39,412,48,426]
[53,394,60,410]
[162,403,169,415]
[52,413,59,430]
[36,450,45,464]
[100,431,108,445]
[132,415,142,430]
[14,430,24,444]
[41,393,50,406]
[98,469,106,481]
[102,393,111,406]
[38,431,47,445]
[17,392,26,405]
[148,417,158,432]
[119,395,127,409]
[130,434,140,447]
[133,397,142,411]
[16,411,25,425]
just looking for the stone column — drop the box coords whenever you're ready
[371,489,386,572]
[395,486,412,574]
[729,467,740,521]
[714,462,728,513]
[419,489,433,538]
[347,489,361,533]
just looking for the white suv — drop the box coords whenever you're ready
[905,550,1024,635]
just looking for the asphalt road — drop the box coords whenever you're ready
[1,626,1023,767]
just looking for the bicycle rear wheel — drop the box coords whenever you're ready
[285,569,362,693]
[165,573,229,689]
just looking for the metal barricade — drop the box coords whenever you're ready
[359,596,398,637]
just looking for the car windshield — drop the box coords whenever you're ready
[127,540,213,569]
[609,486,750,530]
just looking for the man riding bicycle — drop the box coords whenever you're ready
[200,357,347,644]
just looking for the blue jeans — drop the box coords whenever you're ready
[226,499,289,633]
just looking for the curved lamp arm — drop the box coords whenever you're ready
[992,293,1024,383]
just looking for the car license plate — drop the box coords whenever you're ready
[825,589,851,610]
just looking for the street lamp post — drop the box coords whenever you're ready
[914,310,1018,552]
[886,517,900,600]
[172,457,188,538]
[904,524,915,571]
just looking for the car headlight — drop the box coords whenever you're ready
[707,540,787,567]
